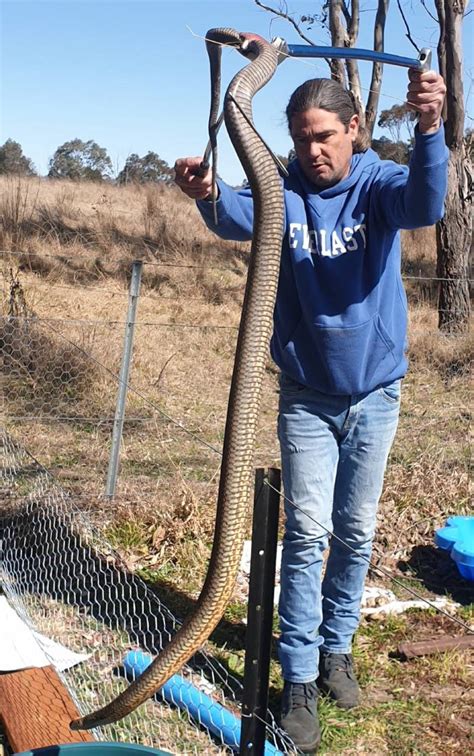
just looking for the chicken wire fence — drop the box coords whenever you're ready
[1,250,468,753]
[0,427,297,754]
[0,259,298,752]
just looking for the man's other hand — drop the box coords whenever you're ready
[174,157,213,200]
[406,69,446,134]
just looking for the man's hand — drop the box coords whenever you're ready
[174,157,213,200]
[406,69,446,134]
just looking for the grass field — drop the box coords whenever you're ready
[1,175,472,754]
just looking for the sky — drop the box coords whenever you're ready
[1,0,472,185]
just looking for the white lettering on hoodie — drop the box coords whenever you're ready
[288,222,367,257]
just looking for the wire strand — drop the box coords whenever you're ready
[263,479,473,634]
[15,278,228,304]
[3,250,472,284]
[3,314,238,330]
[1,248,244,273]
[2,309,467,331]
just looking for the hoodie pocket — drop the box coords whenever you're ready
[282,313,399,394]
[373,315,396,354]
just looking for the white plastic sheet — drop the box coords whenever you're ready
[0,596,90,672]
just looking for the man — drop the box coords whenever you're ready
[175,68,447,753]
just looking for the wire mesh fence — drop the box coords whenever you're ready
[0,251,282,538]
[0,251,296,753]
[0,427,296,754]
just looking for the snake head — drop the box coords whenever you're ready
[238,32,268,60]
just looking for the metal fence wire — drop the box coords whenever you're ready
[0,428,295,754]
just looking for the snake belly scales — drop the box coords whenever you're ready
[71,28,284,730]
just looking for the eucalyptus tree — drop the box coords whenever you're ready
[48,139,113,182]
[433,0,471,332]
[0,139,36,176]
[117,152,173,184]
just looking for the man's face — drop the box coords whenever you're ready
[290,108,359,188]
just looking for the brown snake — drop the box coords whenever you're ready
[71,28,284,730]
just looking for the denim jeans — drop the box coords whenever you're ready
[277,373,401,683]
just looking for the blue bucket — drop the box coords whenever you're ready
[435,515,474,581]
[15,744,172,756]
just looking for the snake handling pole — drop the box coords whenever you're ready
[272,38,432,72]
[241,468,281,755]
[105,259,143,498]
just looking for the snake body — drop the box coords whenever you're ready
[71,29,284,730]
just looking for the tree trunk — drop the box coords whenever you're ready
[434,0,471,333]
[329,0,347,85]
[436,147,471,332]
[344,0,366,129]
[365,0,390,135]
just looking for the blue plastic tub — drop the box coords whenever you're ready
[435,515,474,581]
[14,744,172,756]
[123,651,282,755]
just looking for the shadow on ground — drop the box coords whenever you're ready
[398,544,474,606]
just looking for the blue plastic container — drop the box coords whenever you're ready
[14,744,172,756]
[434,516,474,581]
[123,651,282,755]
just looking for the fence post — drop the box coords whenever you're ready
[240,467,281,755]
[105,260,143,498]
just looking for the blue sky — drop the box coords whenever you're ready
[1,0,472,185]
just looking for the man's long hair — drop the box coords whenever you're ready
[286,79,371,153]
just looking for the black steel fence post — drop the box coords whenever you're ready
[240,467,281,755]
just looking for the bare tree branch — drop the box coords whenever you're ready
[345,0,363,111]
[253,0,390,137]
[253,0,317,45]
[434,0,447,120]
[341,0,352,26]
[437,0,466,148]
[396,0,421,52]
[420,0,439,23]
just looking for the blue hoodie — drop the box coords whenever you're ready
[197,127,448,395]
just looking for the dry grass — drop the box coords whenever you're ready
[408,303,473,376]
[0,175,248,276]
[1,177,470,573]
[0,174,472,552]
[1,176,472,753]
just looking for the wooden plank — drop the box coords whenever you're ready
[398,634,474,659]
[0,665,94,752]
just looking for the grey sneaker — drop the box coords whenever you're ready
[318,652,360,709]
[280,680,320,753]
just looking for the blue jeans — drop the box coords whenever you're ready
[277,373,401,683]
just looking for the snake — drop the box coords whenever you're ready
[71,28,284,730]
